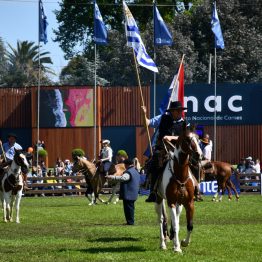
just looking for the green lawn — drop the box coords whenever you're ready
[0,194,261,262]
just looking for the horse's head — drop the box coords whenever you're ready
[177,122,203,162]
[14,149,30,173]
[72,156,96,177]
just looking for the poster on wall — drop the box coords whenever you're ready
[39,88,94,127]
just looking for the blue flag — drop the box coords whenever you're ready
[154,4,173,46]
[211,2,224,49]
[123,1,158,73]
[94,2,108,45]
[39,0,48,44]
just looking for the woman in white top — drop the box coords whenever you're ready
[99,139,113,174]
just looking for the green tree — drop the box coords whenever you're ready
[0,37,8,86]
[60,55,108,86]
[3,40,54,87]
[55,0,262,84]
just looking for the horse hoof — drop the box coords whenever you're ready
[212,198,216,202]
[181,239,189,247]
[174,247,182,253]
[228,198,232,201]
[113,202,117,204]
[16,221,20,224]
[160,245,167,250]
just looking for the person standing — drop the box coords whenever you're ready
[106,159,140,225]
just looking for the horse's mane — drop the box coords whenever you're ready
[78,157,96,176]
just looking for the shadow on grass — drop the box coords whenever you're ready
[59,246,146,253]
[87,237,141,242]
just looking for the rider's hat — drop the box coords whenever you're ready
[200,138,209,144]
[166,101,187,111]
[102,139,110,144]
[7,133,17,139]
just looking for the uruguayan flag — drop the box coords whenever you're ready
[123,1,158,73]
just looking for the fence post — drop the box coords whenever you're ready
[260,174,262,196]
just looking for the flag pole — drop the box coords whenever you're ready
[214,47,217,161]
[167,54,185,109]
[132,50,153,156]
[36,0,41,173]
[153,0,156,117]
[94,43,97,161]
[208,53,212,84]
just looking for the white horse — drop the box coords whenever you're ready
[0,149,29,223]
[155,123,203,252]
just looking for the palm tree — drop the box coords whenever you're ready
[0,37,8,86]
[4,40,53,87]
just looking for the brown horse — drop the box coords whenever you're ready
[155,123,203,252]
[72,157,125,205]
[200,161,240,201]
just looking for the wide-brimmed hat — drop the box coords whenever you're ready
[7,133,17,139]
[166,101,187,111]
[246,156,252,161]
[102,139,110,144]
[200,138,209,144]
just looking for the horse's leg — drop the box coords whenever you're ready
[228,179,240,201]
[170,204,182,253]
[225,180,232,201]
[2,196,7,222]
[219,181,227,202]
[15,191,22,223]
[5,194,11,222]
[107,184,119,204]
[161,202,169,242]
[181,202,194,247]
[155,201,167,250]
[9,194,16,222]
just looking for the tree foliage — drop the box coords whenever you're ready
[2,41,54,87]
[55,0,262,84]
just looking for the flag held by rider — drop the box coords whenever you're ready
[123,1,158,73]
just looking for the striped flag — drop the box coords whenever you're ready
[94,1,108,45]
[159,64,185,116]
[123,1,158,73]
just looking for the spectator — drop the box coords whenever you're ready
[106,159,140,225]
[200,137,212,161]
[46,170,56,195]
[40,161,47,177]
[64,159,73,176]
[237,158,246,173]
[132,157,142,173]
[55,157,65,176]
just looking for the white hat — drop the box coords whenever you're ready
[102,139,110,144]
[246,156,252,161]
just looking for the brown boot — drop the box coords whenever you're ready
[22,173,31,191]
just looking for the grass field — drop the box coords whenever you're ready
[0,194,261,262]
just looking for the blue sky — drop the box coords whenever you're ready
[0,0,68,81]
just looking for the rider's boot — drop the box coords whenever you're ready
[22,173,31,191]
[145,172,157,203]
[194,186,204,201]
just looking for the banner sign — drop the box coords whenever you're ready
[154,83,262,125]
[40,88,94,127]
[183,83,262,125]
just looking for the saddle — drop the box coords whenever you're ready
[201,161,214,174]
